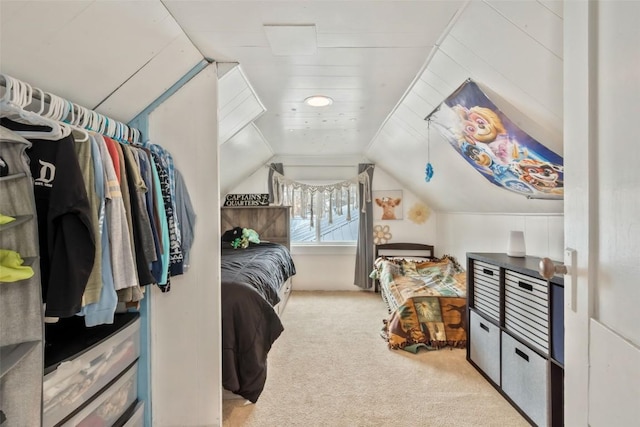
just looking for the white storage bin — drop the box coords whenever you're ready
[43,318,140,427]
[501,331,548,427]
[469,310,501,386]
[62,361,138,427]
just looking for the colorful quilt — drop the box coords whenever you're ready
[372,256,467,351]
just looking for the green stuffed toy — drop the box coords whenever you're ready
[231,228,260,249]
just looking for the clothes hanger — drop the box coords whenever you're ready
[0,75,69,140]
[60,101,89,143]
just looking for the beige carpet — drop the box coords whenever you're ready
[223,291,529,427]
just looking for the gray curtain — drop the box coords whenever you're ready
[354,163,375,289]
[268,162,284,204]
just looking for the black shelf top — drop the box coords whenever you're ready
[467,252,564,286]
[44,312,140,375]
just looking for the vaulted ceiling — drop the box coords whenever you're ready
[0,0,564,214]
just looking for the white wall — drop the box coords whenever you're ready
[230,160,564,291]
[436,212,564,265]
[228,161,439,291]
[371,166,437,244]
[148,64,221,426]
[290,245,358,291]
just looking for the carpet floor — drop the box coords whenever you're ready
[223,290,529,427]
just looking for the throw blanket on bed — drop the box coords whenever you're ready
[221,242,296,402]
[374,256,467,351]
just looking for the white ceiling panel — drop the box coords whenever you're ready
[406,80,442,116]
[318,32,437,48]
[218,65,266,144]
[220,123,273,194]
[449,1,563,120]
[1,0,184,110]
[438,35,562,141]
[1,0,567,214]
[96,33,204,122]
[419,50,471,96]
[486,0,563,58]
[394,102,432,139]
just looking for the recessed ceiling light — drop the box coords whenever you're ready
[305,95,333,107]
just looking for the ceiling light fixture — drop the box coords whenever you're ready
[305,95,333,107]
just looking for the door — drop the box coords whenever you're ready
[564,2,640,426]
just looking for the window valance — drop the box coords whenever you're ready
[270,169,372,225]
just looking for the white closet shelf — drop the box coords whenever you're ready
[0,340,40,379]
[0,172,27,182]
[0,215,33,232]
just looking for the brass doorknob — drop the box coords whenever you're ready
[539,257,568,280]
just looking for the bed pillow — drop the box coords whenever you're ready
[222,227,243,242]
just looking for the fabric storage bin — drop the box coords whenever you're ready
[123,401,144,427]
[469,310,501,386]
[43,318,140,427]
[471,260,500,323]
[61,361,138,427]
[504,270,549,355]
[501,332,548,427]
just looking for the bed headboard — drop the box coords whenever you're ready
[374,243,435,260]
[220,206,291,249]
[373,243,435,293]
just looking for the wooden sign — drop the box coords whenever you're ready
[223,193,269,207]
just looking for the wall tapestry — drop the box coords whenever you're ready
[427,79,563,199]
[373,190,403,220]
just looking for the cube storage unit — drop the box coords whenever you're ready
[466,253,564,427]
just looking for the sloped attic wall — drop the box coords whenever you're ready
[0,1,203,123]
[367,0,564,215]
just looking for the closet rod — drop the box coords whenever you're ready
[0,73,143,143]
[265,164,360,168]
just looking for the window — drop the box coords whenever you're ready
[289,185,360,244]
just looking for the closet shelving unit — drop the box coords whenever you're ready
[0,127,44,427]
[1,76,145,426]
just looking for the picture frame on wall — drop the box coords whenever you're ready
[373,190,403,220]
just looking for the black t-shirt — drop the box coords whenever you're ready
[1,119,95,317]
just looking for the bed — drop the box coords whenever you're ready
[372,243,467,352]
[219,206,296,403]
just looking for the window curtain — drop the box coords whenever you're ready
[268,162,284,204]
[353,163,375,289]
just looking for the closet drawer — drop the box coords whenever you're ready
[501,332,548,427]
[61,361,138,427]
[43,318,140,427]
[504,271,549,354]
[122,401,144,427]
[472,261,500,322]
[469,310,501,386]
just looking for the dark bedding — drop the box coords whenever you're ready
[221,242,296,403]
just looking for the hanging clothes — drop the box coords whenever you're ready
[1,119,95,318]
[148,151,170,287]
[119,144,154,299]
[77,133,118,326]
[173,169,196,271]
[74,135,103,306]
[94,134,138,294]
[150,148,183,277]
